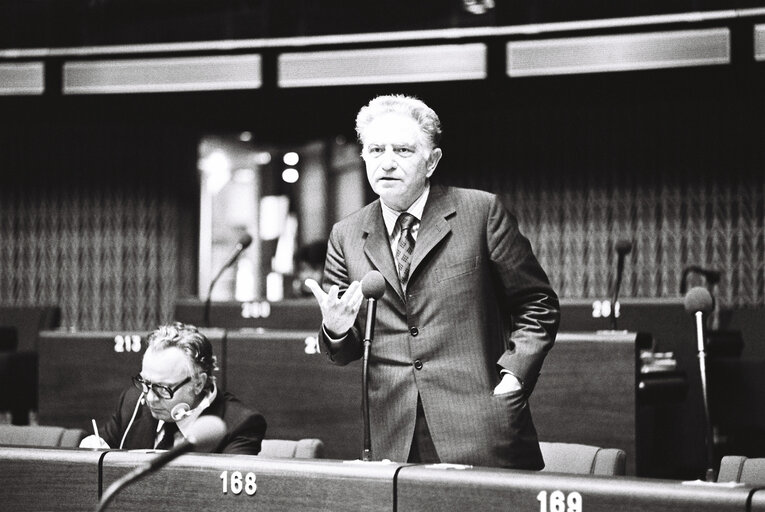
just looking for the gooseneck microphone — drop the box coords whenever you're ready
[610,239,633,330]
[203,233,253,327]
[684,286,716,482]
[360,270,385,462]
[96,416,226,512]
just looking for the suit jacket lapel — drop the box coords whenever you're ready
[409,185,454,279]
[361,202,405,303]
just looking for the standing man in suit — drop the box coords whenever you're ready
[305,94,559,469]
[80,322,266,454]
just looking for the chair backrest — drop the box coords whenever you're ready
[259,438,325,459]
[539,441,627,476]
[0,306,61,352]
[0,425,87,448]
[718,455,765,485]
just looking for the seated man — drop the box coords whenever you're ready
[80,322,266,454]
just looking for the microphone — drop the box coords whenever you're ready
[96,416,226,512]
[684,286,715,316]
[360,270,385,462]
[684,286,716,482]
[610,239,633,330]
[361,270,386,342]
[203,233,253,326]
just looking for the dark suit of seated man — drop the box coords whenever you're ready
[80,322,266,455]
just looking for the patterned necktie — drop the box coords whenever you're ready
[395,213,417,286]
[156,421,178,450]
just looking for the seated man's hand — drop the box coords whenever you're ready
[79,434,110,449]
[304,279,364,336]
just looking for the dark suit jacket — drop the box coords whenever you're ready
[101,386,266,455]
[320,185,559,468]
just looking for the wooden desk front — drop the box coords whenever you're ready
[101,451,401,512]
[224,329,362,461]
[396,464,762,512]
[2,447,765,512]
[532,331,640,475]
[0,446,102,512]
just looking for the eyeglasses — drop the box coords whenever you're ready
[132,375,191,400]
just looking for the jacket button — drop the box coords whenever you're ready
[414,359,423,370]
[409,326,419,336]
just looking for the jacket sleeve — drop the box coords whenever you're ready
[316,224,364,366]
[100,387,136,448]
[487,196,560,392]
[220,411,267,455]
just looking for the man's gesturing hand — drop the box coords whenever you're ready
[304,278,365,337]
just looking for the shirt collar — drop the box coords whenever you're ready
[380,182,430,237]
[156,384,218,437]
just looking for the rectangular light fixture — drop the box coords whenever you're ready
[508,28,730,77]
[63,54,262,94]
[755,24,765,61]
[0,62,44,95]
[278,44,486,87]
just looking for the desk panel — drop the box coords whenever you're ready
[532,332,639,474]
[560,298,706,478]
[38,329,224,431]
[101,451,401,512]
[175,298,322,330]
[0,446,102,512]
[397,465,756,512]
[225,330,361,461]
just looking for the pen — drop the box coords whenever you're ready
[91,418,100,440]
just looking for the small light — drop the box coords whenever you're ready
[239,131,253,142]
[283,152,299,166]
[282,168,299,183]
[254,152,271,165]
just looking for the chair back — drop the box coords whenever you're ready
[0,425,87,448]
[259,438,325,458]
[718,455,765,485]
[539,441,626,476]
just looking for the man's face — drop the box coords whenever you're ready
[140,347,203,422]
[361,112,442,212]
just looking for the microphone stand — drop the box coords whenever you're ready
[361,297,377,462]
[694,310,716,481]
[203,236,252,327]
[610,253,626,330]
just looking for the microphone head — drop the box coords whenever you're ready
[616,239,633,255]
[238,233,253,249]
[684,286,714,314]
[185,416,226,452]
[361,270,386,299]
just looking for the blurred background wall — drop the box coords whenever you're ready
[1,0,763,332]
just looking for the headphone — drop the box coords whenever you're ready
[171,389,214,421]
